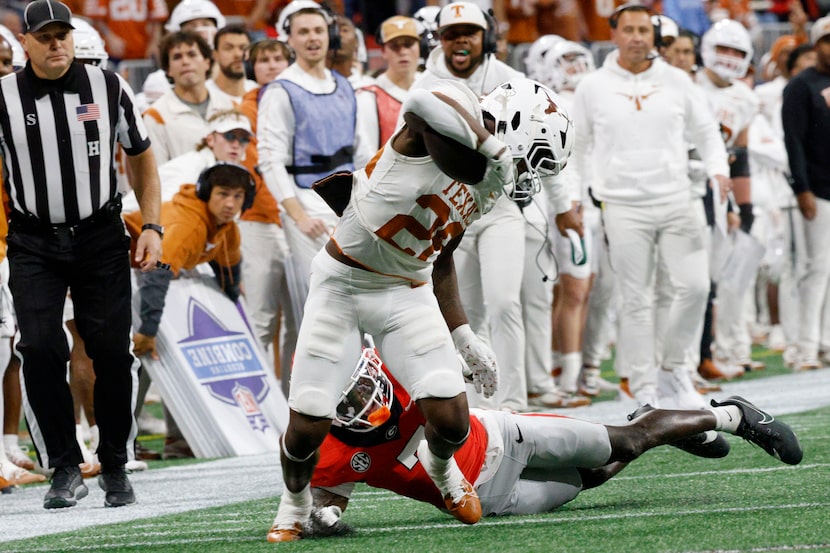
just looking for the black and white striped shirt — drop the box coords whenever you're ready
[0,61,150,225]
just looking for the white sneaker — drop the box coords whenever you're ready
[783,345,799,368]
[125,459,148,472]
[527,390,591,408]
[578,367,601,396]
[766,325,786,351]
[794,357,822,372]
[5,441,35,470]
[137,410,167,436]
[713,358,746,380]
[658,368,707,409]
[0,458,46,486]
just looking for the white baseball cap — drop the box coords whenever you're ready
[208,112,253,136]
[437,2,487,32]
[811,15,830,44]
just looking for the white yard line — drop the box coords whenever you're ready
[2,368,829,544]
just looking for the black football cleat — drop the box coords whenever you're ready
[627,404,730,459]
[710,396,803,465]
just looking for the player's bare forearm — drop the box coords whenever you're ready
[312,487,350,512]
[433,234,468,332]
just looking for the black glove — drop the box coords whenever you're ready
[738,203,754,233]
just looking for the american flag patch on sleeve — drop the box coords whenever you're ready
[76,104,101,122]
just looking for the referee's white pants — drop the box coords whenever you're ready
[603,200,709,402]
[521,216,556,396]
[238,221,297,386]
[456,197,527,411]
[797,196,830,359]
[281,215,335,326]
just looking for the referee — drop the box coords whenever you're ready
[0,0,162,509]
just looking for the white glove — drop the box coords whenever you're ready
[452,324,499,398]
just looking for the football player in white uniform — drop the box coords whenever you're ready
[540,40,605,404]
[411,2,535,412]
[266,78,579,543]
[696,20,761,376]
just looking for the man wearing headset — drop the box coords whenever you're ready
[125,162,255,361]
[257,0,370,328]
[410,1,546,413]
[569,4,730,420]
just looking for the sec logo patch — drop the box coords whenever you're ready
[350,451,371,473]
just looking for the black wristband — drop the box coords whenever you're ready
[738,203,754,233]
[141,223,164,239]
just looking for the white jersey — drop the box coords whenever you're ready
[754,76,786,139]
[695,71,759,149]
[333,143,503,285]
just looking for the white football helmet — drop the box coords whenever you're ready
[165,0,226,33]
[334,348,394,432]
[524,34,565,82]
[0,24,25,69]
[543,40,595,92]
[480,78,574,202]
[701,19,753,82]
[72,17,109,68]
[414,5,440,56]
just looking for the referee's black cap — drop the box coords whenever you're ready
[23,0,75,34]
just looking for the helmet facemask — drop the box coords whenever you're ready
[334,348,393,432]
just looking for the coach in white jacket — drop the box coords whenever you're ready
[570,4,730,409]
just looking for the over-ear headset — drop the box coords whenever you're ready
[434,5,498,56]
[281,2,341,52]
[196,162,256,212]
[608,3,660,50]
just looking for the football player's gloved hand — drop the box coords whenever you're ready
[302,505,352,538]
[452,324,499,398]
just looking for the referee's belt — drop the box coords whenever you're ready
[10,199,122,237]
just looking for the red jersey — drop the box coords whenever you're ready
[312,375,488,509]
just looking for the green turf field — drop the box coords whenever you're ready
[3,349,830,552]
